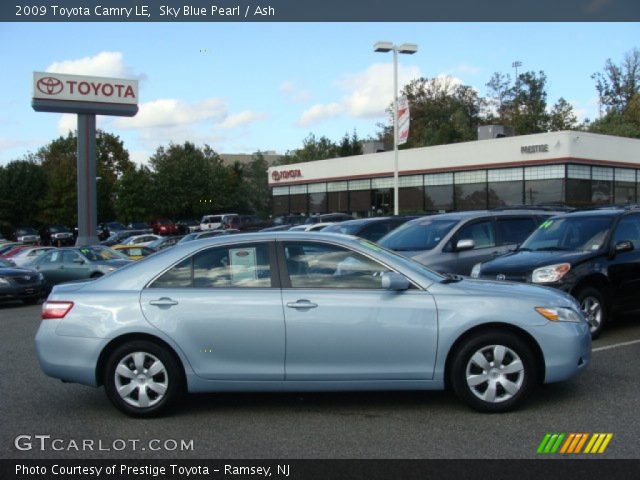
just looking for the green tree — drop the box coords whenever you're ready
[281,133,338,164]
[114,165,154,223]
[511,71,550,134]
[337,130,363,157]
[549,97,578,131]
[0,159,47,230]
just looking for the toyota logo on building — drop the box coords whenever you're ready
[271,171,281,181]
[496,274,506,281]
[36,77,63,95]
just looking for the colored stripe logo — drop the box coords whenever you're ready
[537,433,613,454]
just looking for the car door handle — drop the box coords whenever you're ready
[286,300,318,310]
[149,298,179,307]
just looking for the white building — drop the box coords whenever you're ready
[268,131,640,216]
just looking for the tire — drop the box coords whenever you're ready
[90,272,103,279]
[450,331,538,413]
[575,287,607,339]
[104,340,184,417]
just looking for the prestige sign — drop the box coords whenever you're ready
[33,72,138,105]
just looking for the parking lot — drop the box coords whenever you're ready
[0,301,638,459]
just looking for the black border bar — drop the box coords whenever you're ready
[4,0,640,22]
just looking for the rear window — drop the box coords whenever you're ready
[379,219,458,251]
[202,216,222,223]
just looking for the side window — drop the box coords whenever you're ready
[495,217,537,245]
[42,250,62,264]
[62,251,83,264]
[612,215,640,250]
[150,243,272,289]
[283,242,391,289]
[360,222,392,242]
[455,220,495,249]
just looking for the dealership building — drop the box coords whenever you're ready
[268,131,640,217]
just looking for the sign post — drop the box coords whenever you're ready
[32,72,138,246]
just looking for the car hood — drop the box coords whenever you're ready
[448,277,577,307]
[480,250,598,275]
[0,267,37,277]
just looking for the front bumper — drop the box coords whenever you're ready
[0,283,45,301]
[530,320,591,383]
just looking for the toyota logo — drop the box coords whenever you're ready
[496,274,506,281]
[271,171,281,181]
[36,77,63,95]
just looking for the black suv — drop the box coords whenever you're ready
[40,225,75,246]
[471,206,640,337]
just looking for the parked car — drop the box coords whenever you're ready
[0,243,22,256]
[176,219,200,235]
[177,229,239,244]
[200,214,239,231]
[112,245,156,261]
[260,215,306,232]
[12,227,41,244]
[378,210,560,276]
[470,206,640,338]
[35,232,590,417]
[29,246,132,288]
[11,247,55,267]
[40,225,75,246]
[147,235,184,252]
[127,222,152,231]
[323,216,418,242]
[223,215,271,232]
[2,244,33,258]
[151,218,179,236]
[304,213,353,225]
[101,230,147,247]
[0,257,46,304]
[121,234,162,247]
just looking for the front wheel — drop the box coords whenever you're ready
[575,287,606,339]
[450,331,537,413]
[104,341,183,417]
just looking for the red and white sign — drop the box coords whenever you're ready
[33,72,138,105]
[271,169,302,182]
[397,96,410,146]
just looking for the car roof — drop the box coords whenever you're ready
[556,207,634,218]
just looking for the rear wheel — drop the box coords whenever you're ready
[104,340,183,417]
[451,331,537,412]
[90,272,103,279]
[575,287,606,339]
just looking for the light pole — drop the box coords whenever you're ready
[374,41,418,216]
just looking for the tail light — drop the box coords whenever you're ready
[42,301,74,319]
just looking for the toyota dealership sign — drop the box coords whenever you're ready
[33,71,138,105]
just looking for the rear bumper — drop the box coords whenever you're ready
[0,284,45,301]
[35,319,105,387]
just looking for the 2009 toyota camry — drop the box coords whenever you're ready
[35,232,591,417]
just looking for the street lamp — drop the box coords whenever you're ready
[374,41,418,216]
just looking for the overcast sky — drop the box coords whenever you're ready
[0,22,638,165]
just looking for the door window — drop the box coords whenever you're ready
[455,220,495,249]
[150,243,272,289]
[40,250,63,265]
[495,217,537,245]
[62,251,83,264]
[612,215,640,249]
[283,242,391,289]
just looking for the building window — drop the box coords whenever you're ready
[349,190,372,216]
[328,191,348,212]
[454,170,487,211]
[566,165,591,207]
[524,165,565,205]
[399,187,424,213]
[308,193,328,214]
[488,168,524,207]
[425,185,454,211]
[615,168,636,204]
[273,196,289,215]
[592,167,613,205]
[371,177,394,189]
[327,181,348,192]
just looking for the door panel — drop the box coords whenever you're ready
[280,241,438,380]
[608,215,640,313]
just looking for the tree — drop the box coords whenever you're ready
[549,98,578,131]
[337,130,363,157]
[379,76,484,148]
[0,159,47,230]
[114,165,154,223]
[484,72,512,125]
[281,133,338,164]
[511,71,550,134]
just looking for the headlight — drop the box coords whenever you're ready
[535,306,583,323]
[470,263,482,278]
[37,273,45,281]
[531,263,570,283]
[0,277,10,286]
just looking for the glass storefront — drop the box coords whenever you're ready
[272,162,639,216]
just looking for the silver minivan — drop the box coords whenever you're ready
[378,210,560,276]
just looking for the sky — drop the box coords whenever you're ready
[0,22,638,166]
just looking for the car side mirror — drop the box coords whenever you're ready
[612,240,634,256]
[455,239,475,252]
[73,258,85,264]
[381,272,410,291]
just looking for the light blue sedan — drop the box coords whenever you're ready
[35,232,591,417]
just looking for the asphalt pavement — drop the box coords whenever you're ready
[1,301,639,459]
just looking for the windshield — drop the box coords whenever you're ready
[379,219,458,251]
[16,228,38,235]
[520,216,613,252]
[323,223,361,235]
[202,216,222,223]
[78,246,130,261]
[49,225,69,233]
[107,222,126,230]
[0,258,12,267]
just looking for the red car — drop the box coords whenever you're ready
[151,218,179,236]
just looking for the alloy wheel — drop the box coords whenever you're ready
[580,296,603,334]
[465,344,525,403]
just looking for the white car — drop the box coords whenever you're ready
[288,222,335,232]
[11,247,55,267]
[200,214,238,231]
[121,234,162,247]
